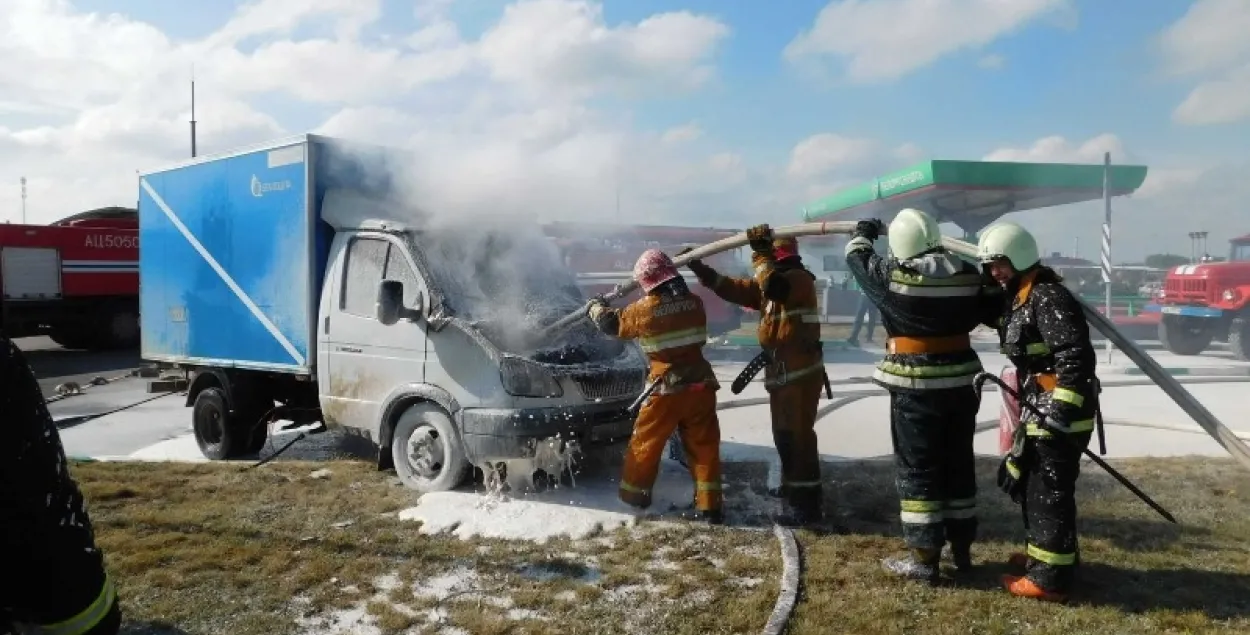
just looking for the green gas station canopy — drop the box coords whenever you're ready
[801,160,1149,233]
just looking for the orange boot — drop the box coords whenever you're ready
[1001,575,1067,603]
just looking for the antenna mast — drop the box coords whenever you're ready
[190,68,198,158]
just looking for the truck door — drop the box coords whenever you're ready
[322,235,429,432]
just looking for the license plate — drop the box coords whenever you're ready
[1161,306,1183,314]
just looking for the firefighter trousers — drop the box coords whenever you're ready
[889,386,979,550]
[1019,427,1092,593]
[768,377,824,516]
[2,544,121,635]
[620,389,722,511]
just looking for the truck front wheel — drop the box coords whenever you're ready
[1159,315,1213,356]
[391,404,469,493]
[1229,316,1250,362]
[193,387,266,459]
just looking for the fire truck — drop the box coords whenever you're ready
[1,206,140,349]
[1146,233,1250,360]
[543,222,750,335]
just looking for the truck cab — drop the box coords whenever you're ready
[139,135,647,493]
[1147,234,1250,360]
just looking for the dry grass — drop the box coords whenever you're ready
[789,456,1250,635]
[75,455,1250,635]
[76,460,779,635]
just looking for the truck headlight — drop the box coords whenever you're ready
[1224,289,1239,303]
[500,356,564,398]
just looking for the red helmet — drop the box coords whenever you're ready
[633,248,680,293]
[774,236,799,261]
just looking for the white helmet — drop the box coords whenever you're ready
[977,222,1040,271]
[887,208,942,261]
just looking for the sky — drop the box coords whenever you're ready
[1,0,1248,262]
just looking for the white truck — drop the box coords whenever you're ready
[138,134,647,491]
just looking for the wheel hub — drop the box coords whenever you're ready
[407,426,445,479]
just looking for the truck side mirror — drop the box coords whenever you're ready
[376,280,403,325]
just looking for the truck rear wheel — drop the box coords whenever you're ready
[391,404,469,493]
[193,387,266,460]
[1229,316,1250,362]
[1159,315,1213,356]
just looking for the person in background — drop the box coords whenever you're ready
[588,249,724,524]
[1,334,121,635]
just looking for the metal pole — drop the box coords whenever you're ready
[19,176,26,224]
[1101,152,1113,364]
[190,78,198,158]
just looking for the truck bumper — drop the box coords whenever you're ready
[1146,304,1224,318]
[457,402,634,460]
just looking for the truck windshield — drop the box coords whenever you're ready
[406,225,627,364]
[1232,243,1250,262]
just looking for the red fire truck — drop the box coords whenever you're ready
[1147,233,1250,360]
[544,222,750,335]
[1,206,139,349]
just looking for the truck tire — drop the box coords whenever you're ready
[391,404,469,493]
[1230,316,1250,362]
[1158,315,1213,356]
[193,387,259,460]
[102,308,140,349]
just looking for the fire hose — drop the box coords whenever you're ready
[542,221,1250,474]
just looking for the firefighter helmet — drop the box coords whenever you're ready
[773,236,799,261]
[634,249,680,293]
[888,208,942,261]
[977,222,1040,271]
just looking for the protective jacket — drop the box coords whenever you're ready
[696,252,823,387]
[998,268,1099,436]
[995,266,1097,595]
[0,335,120,634]
[591,279,723,513]
[844,237,996,391]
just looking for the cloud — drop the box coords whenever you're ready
[0,0,742,227]
[661,123,703,144]
[786,134,880,181]
[784,0,1070,83]
[981,133,1126,163]
[978,54,1006,70]
[979,134,1250,261]
[1159,0,1250,125]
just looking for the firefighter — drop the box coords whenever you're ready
[587,249,724,524]
[0,334,121,635]
[978,221,1098,602]
[844,209,998,583]
[683,225,827,526]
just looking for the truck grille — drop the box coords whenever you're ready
[572,369,646,401]
[1166,278,1207,294]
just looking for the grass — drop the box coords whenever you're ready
[74,455,1250,635]
[77,460,779,635]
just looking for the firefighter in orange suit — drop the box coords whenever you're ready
[684,225,827,526]
[587,249,724,524]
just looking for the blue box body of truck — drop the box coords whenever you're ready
[138,135,397,373]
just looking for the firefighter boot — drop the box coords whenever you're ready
[882,548,941,585]
[1001,575,1068,603]
[1006,552,1030,571]
[950,542,974,572]
[773,485,823,527]
[698,509,725,525]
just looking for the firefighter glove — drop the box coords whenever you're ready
[747,224,774,254]
[676,246,703,267]
[996,454,1027,504]
[587,297,609,320]
[854,218,886,242]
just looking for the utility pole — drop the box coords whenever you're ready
[20,176,26,224]
[1100,152,1113,364]
[190,73,198,158]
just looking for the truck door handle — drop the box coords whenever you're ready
[336,346,362,353]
